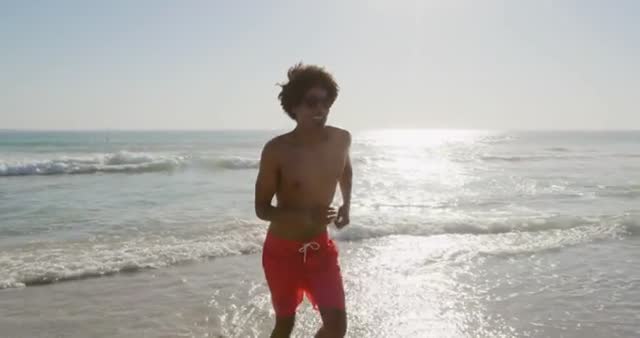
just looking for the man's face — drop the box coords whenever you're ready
[292,86,331,128]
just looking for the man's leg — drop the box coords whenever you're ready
[271,315,295,338]
[263,233,304,337]
[307,238,346,337]
[315,308,347,338]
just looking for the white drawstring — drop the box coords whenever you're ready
[298,241,320,263]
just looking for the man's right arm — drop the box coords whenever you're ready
[254,140,309,225]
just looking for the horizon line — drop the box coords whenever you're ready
[1,127,640,133]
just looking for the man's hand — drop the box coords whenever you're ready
[334,205,350,229]
[307,206,338,226]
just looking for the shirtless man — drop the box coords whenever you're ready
[255,64,352,338]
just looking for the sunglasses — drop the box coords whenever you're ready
[302,95,332,109]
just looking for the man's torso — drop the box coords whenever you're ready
[268,126,349,240]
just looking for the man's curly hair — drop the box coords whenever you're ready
[277,63,339,119]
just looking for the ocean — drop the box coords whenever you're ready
[1,129,639,337]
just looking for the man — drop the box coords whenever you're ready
[255,63,352,338]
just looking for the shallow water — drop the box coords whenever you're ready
[1,129,639,336]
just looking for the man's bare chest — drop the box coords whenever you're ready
[278,147,346,187]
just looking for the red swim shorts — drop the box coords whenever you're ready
[262,230,345,317]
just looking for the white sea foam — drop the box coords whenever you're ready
[0,151,259,176]
[2,214,637,289]
[0,225,266,289]
[332,214,638,242]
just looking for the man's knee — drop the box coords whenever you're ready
[330,321,347,337]
[322,324,346,338]
[272,316,295,338]
[320,309,347,337]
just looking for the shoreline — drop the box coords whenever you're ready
[1,235,638,337]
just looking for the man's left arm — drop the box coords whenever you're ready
[336,132,352,228]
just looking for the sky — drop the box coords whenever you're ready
[1,0,639,130]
